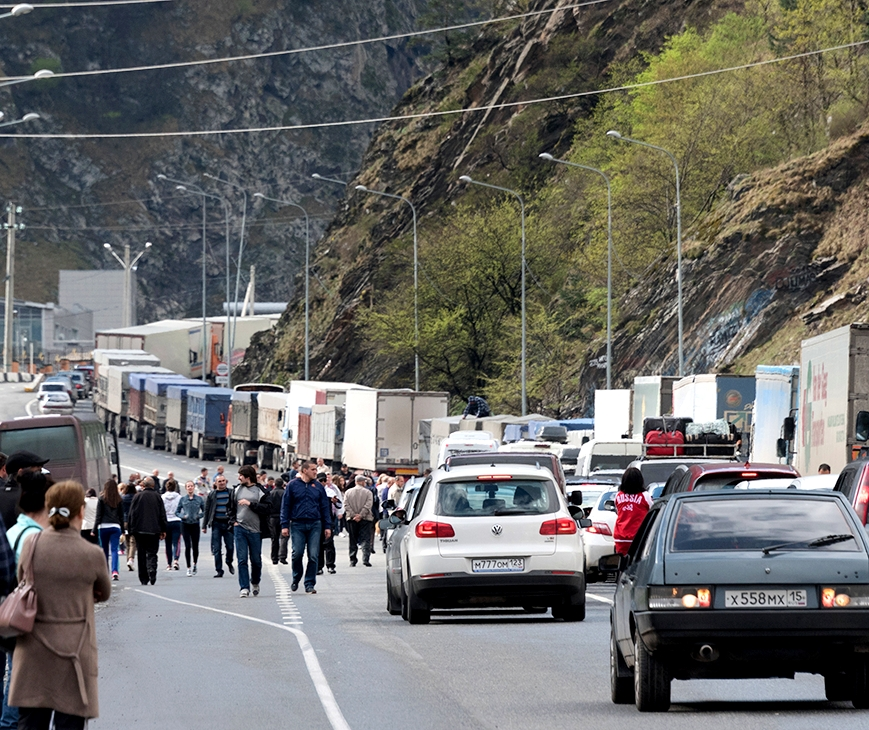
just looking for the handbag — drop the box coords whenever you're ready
[0,530,41,639]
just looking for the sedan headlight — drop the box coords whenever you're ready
[649,586,712,609]
[821,586,869,608]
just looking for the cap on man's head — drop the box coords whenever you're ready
[6,450,49,476]
[355,475,366,484]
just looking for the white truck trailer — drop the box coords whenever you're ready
[751,365,799,464]
[101,365,174,436]
[342,389,450,475]
[799,323,869,474]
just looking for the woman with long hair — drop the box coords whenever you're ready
[613,467,652,555]
[93,479,124,580]
[162,479,182,571]
[81,488,99,544]
[175,480,205,576]
[9,480,111,729]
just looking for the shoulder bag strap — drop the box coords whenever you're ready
[21,530,40,585]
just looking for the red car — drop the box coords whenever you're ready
[661,461,800,495]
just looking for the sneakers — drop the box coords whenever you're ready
[165,565,173,571]
[349,561,357,567]
[173,561,180,571]
[227,561,235,575]
[291,582,299,591]
[214,572,224,578]
[239,588,250,598]
[192,565,198,575]
[317,569,324,575]
[305,587,317,594]
[112,572,119,581]
[252,583,260,596]
[186,568,192,577]
[279,558,288,565]
[272,560,278,565]
[127,560,134,571]
[327,567,336,574]
[363,562,372,567]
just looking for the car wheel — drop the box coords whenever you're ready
[610,629,634,704]
[634,635,671,712]
[585,569,599,585]
[400,580,409,622]
[825,673,850,702]
[387,580,401,616]
[404,575,430,625]
[552,598,585,622]
[852,658,869,709]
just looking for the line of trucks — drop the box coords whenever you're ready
[90,321,869,477]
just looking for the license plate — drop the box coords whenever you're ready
[724,588,808,608]
[471,558,525,573]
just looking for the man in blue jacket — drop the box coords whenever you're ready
[281,461,332,594]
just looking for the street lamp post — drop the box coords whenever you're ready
[103,241,152,328]
[0,68,53,91]
[539,153,614,389]
[458,175,527,416]
[253,192,311,381]
[356,185,420,392]
[606,130,684,376]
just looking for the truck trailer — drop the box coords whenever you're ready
[185,388,233,460]
[165,382,211,455]
[102,365,173,437]
[751,365,799,465]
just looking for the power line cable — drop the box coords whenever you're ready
[0,1,173,7]
[5,37,866,140]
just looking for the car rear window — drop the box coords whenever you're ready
[437,479,557,517]
[590,454,636,471]
[693,473,795,491]
[670,498,860,552]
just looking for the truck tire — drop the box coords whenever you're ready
[226,440,235,465]
[272,448,282,472]
[186,437,197,459]
[143,426,152,449]
[256,445,267,471]
[634,635,671,712]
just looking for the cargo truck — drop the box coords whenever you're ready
[93,350,160,418]
[672,374,756,434]
[342,389,450,475]
[101,365,173,437]
[310,404,344,465]
[185,388,233,460]
[255,391,292,471]
[632,376,680,438]
[165,383,211,455]
[143,377,209,450]
[751,365,799,465]
[799,323,869,474]
[127,372,187,445]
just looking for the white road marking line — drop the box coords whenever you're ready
[136,589,349,730]
[25,398,37,416]
[587,593,614,605]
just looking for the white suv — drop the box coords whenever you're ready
[391,462,589,624]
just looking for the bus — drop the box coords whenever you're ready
[0,414,119,492]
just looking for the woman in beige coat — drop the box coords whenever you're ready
[9,480,111,730]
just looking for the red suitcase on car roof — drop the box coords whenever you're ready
[645,429,685,456]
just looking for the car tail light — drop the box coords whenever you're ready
[586,521,612,536]
[539,518,577,535]
[477,475,512,481]
[649,586,713,609]
[415,521,455,538]
[741,472,758,478]
[821,586,869,608]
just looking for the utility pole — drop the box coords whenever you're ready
[3,205,21,372]
[122,244,131,327]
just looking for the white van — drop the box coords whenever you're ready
[436,431,499,467]
[575,439,643,476]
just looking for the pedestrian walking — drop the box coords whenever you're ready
[614,467,651,555]
[202,474,235,578]
[233,465,270,598]
[175,481,204,576]
[366,476,380,555]
[2,470,48,730]
[162,480,182,571]
[81,489,99,544]
[127,477,167,585]
[320,478,342,574]
[281,461,332,594]
[10,480,111,730]
[268,478,288,565]
[0,451,49,530]
[211,465,226,486]
[121,481,137,571]
[344,475,374,567]
[92,479,124,581]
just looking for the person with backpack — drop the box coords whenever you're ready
[161,480,183,571]
[92,479,124,581]
[233,465,270,598]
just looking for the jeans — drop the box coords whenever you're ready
[164,521,182,566]
[181,522,201,568]
[291,520,322,589]
[269,515,288,563]
[210,520,234,575]
[133,533,159,584]
[98,525,122,574]
[0,651,17,729]
[234,525,262,591]
[347,519,372,565]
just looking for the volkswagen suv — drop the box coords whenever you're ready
[386,462,589,624]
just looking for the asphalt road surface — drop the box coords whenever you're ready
[1,382,868,728]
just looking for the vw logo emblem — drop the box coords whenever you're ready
[492,524,503,536]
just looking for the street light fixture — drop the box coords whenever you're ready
[355,184,420,392]
[458,174,527,416]
[606,129,684,376]
[7,4,33,18]
[0,69,53,91]
[253,191,311,381]
[311,173,348,187]
[104,241,152,328]
[539,152,614,389]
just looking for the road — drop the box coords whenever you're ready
[1,382,867,728]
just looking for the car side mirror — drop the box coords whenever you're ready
[598,553,626,574]
[776,438,788,459]
[378,518,393,531]
[577,517,592,529]
[384,499,396,510]
[568,505,582,519]
[568,490,583,505]
[857,411,869,443]
[604,499,615,512]
[782,416,796,441]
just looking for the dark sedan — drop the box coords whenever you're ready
[602,489,869,711]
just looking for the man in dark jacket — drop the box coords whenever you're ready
[202,473,236,577]
[127,477,167,586]
[0,451,49,530]
[280,461,332,594]
[268,479,288,565]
